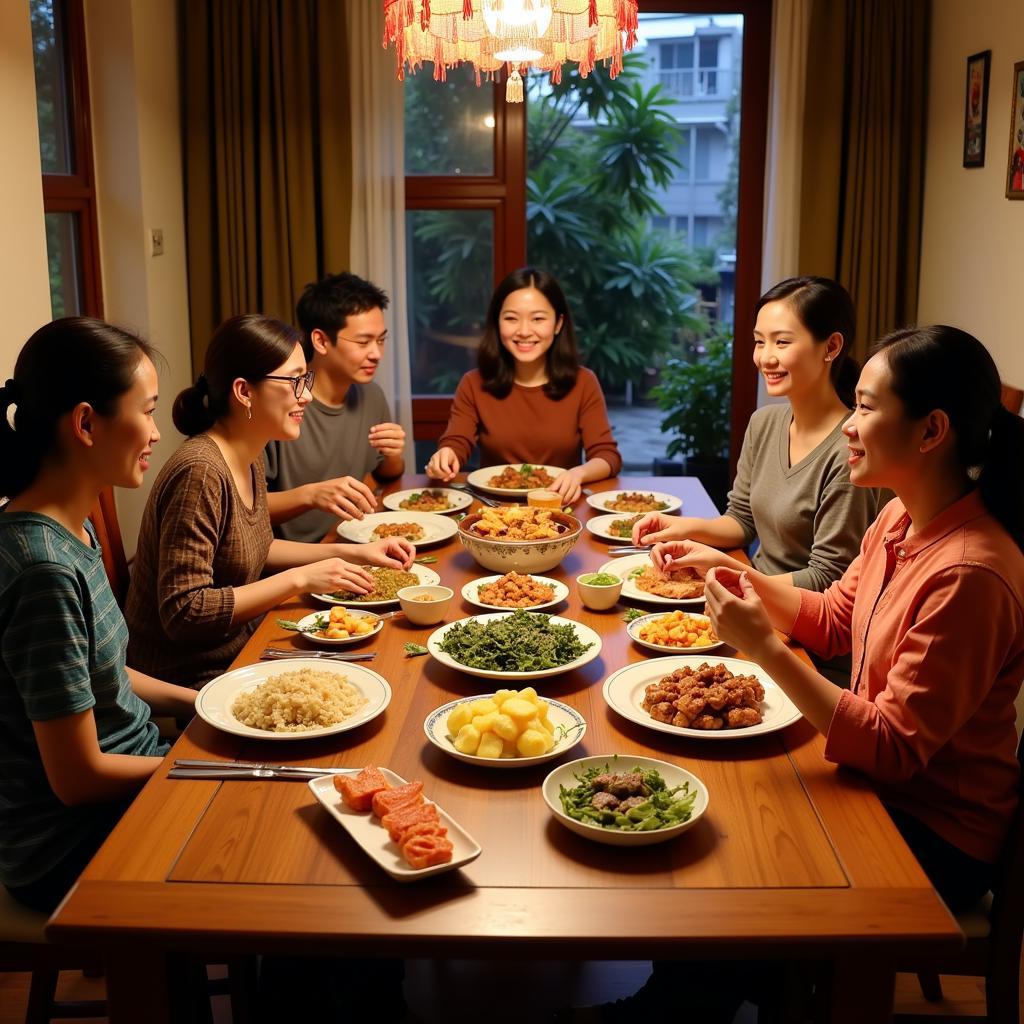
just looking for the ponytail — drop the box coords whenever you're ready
[172,373,217,436]
[978,405,1024,551]
[833,354,860,409]
[0,318,153,498]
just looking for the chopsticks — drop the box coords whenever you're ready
[169,759,361,781]
[259,648,376,662]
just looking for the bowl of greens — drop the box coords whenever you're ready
[542,755,709,846]
[426,608,602,681]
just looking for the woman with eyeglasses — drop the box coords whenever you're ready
[425,267,621,504]
[124,314,414,689]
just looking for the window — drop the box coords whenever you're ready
[402,3,769,477]
[659,34,727,98]
[403,67,525,465]
[31,0,102,318]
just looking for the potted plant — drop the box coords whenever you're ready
[651,327,733,510]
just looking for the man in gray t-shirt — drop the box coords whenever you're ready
[264,273,406,544]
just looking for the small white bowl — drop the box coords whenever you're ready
[397,585,453,626]
[576,572,624,611]
[542,754,709,846]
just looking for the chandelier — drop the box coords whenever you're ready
[382,0,640,102]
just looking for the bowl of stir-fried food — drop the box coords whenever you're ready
[458,506,582,572]
[542,755,708,846]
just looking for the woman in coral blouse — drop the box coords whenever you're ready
[425,267,621,504]
[562,326,1024,1022]
[692,325,1024,903]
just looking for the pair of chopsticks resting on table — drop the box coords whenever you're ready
[169,759,361,781]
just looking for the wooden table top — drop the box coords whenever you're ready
[48,476,959,970]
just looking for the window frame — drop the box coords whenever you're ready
[406,84,525,439]
[403,1,770,476]
[38,0,103,318]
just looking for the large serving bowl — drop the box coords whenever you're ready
[457,510,582,573]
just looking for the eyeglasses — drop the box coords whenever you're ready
[337,333,388,351]
[261,369,315,398]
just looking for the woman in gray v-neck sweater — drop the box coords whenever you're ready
[635,277,886,593]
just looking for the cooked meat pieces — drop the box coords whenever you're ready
[590,791,620,812]
[642,662,765,730]
[589,791,650,813]
[590,771,650,798]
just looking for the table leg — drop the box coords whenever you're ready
[105,948,170,1024]
[825,956,895,1024]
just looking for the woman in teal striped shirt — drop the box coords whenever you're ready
[0,318,196,912]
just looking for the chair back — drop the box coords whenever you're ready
[88,486,129,607]
[986,735,1024,961]
[1000,383,1023,416]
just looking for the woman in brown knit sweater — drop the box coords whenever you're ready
[425,267,621,504]
[125,315,414,688]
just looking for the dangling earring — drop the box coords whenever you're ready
[245,403,252,421]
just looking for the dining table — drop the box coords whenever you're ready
[46,474,961,1023]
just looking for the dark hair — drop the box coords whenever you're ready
[754,276,859,407]
[295,272,389,361]
[173,314,302,435]
[0,317,154,497]
[478,267,579,400]
[873,325,1024,552]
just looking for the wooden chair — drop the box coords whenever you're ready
[87,485,129,608]
[1001,383,1023,416]
[0,887,106,1023]
[894,737,1024,1024]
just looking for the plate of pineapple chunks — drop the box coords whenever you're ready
[424,687,587,768]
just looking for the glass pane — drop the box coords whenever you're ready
[404,65,495,176]
[406,209,494,395]
[31,0,74,174]
[526,12,743,477]
[45,211,83,317]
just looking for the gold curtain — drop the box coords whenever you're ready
[798,0,929,362]
[182,0,352,372]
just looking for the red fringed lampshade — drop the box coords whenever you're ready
[382,0,640,102]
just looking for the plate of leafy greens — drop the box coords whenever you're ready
[542,755,708,846]
[426,608,602,680]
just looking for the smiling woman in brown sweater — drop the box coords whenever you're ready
[426,268,621,504]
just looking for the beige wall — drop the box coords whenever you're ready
[85,0,192,556]
[0,4,53,372]
[917,1,1024,385]
[0,1,190,556]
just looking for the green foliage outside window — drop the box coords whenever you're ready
[404,55,715,396]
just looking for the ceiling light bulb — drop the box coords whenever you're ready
[482,0,552,39]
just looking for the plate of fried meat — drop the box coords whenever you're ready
[602,656,802,739]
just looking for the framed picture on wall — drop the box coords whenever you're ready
[1008,60,1024,198]
[963,50,990,167]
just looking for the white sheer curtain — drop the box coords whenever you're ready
[761,0,810,290]
[345,1,414,448]
[757,0,811,405]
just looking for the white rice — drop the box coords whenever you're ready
[231,668,366,732]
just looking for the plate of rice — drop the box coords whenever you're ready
[195,659,392,740]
